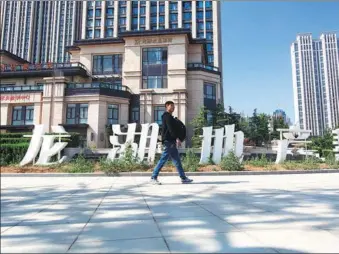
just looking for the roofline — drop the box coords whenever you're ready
[0,49,30,64]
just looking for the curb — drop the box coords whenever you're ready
[1,169,339,177]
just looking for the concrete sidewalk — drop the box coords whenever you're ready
[1,174,339,253]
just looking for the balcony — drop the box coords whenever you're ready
[0,85,44,93]
[65,82,131,99]
[0,62,90,78]
[187,63,220,74]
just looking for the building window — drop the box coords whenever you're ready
[142,48,168,89]
[95,19,101,27]
[106,8,114,16]
[95,9,101,17]
[154,106,165,125]
[206,11,213,20]
[204,83,216,99]
[142,47,167,65]
[12,105,34,126]
[93,54,122,75]
[107,104,119,125]
[106,28,113,37]
[94,29,100,38]
[131,107,140,123]
[208,55,214,64]
[170,2,178,11]
[143,76,167,89]
[66,104,88,124]
[86,29,93,39]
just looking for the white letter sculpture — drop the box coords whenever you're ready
[333,129,339,161]
[20,125,71,166]
[199,124,244,164]
[108,123,159,164]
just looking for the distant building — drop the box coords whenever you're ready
[291,32,339,135]
[273,109,288,123]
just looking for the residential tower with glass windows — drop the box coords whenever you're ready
[291,32,339,136]
[0,1,82,63]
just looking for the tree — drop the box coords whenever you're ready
[248,109,270,146]
[309,129,334,157]
[190,107,208,148]
[271,116,289,140]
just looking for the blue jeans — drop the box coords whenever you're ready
[152,141,186,179]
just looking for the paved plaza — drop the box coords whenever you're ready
[1,173,339,253]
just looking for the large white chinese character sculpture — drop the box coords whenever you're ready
[199,124,244,164]
[20,125,71,166]
[333,129,339,161]
[274,125,313,164]
[108,123,159,164]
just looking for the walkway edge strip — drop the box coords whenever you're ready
[1,169,339,177]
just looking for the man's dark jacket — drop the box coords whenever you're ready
[161,112,178,143]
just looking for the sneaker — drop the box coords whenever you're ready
[181,177,193,184]
[150,178,162,185]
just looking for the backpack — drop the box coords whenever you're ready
[174,117,186,142]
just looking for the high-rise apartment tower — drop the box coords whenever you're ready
[291,32,339,135]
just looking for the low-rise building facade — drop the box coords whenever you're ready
[0,29,221,148]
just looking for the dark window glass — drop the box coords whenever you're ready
[94,29,100,38]
[206,11,212,19]
[93,55,122,75]
[106,8,114,16]
[87,9,93,18]
[95,9,101,17]
[143,76,167,89]
[106,18,113,26]
[197,11,203,20]
[107,105,119,125]
[170,2,178,11]
[106,28,113,37]
[159,15,165,24]
[131,107,140,123]
[95,19,101,27]
[66,104,88,124]
[170,14,177,22]
[140,7,146,15]
[183,12,192,20]
[12,105,34,125]
[205,1,212,8]
[197,1,204,9]
[86,29,93,39]
[204,83,216,99]
[154,106,166,125]
[142,47,167,65]
[183,1,191,10]
[140,17,145,25]
[206,21,213,30]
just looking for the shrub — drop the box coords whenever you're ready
[0,133,31,139]
[101,144,149,174]
[66,154,94,173]
[219,151,244,171]
[0,143,29,166]
[182,149,200,172]
[246,154,271,167]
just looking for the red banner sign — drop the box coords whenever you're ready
[0,95,30,101]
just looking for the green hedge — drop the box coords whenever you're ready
[0,138,31,144]
[0,143,30,166]
[0,132,81,148]
[0,133,31,139]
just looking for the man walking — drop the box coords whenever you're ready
[151,101,193,185]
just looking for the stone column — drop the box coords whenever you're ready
[42,77,66,132]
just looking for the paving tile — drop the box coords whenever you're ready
[69,237,169,253]
[1,223,83,245]
[156,216,238,237]
[150,204,213,218]
[245,229,339,253]
[0,240,70,253]
[77,220,162,241]
[19,210,93,226]
[222,213,333,230]
[165,231,276,253]
[90,207,153,222]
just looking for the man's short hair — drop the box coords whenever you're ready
[165,101,174,107]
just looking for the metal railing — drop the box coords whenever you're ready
[66,82,130,92]
[0,85,44,92]
[187,63,219,72]
[0,62,89,73]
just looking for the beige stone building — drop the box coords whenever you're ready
[0,29,221,148]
